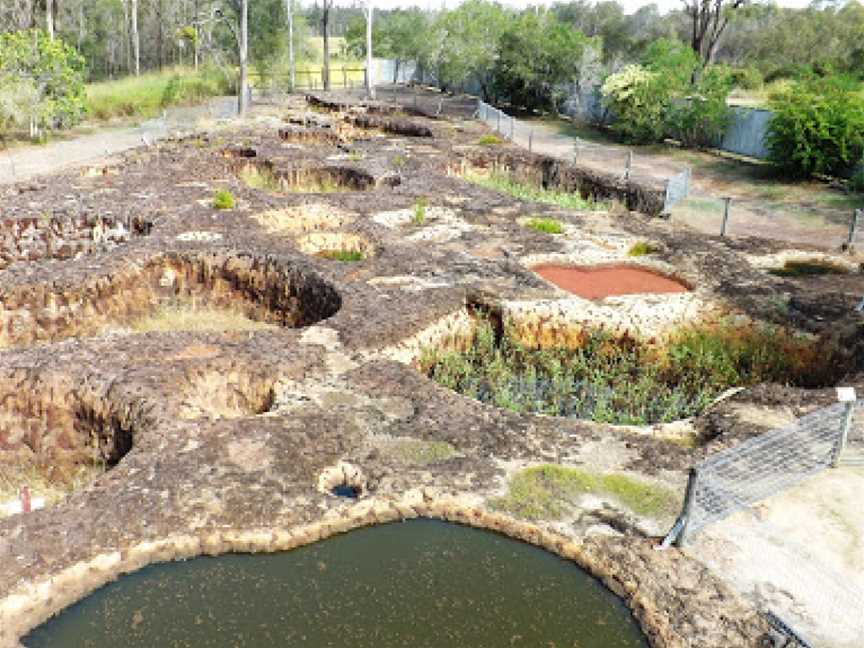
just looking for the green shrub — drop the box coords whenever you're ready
[849,170,864,193]
[463,169,602,211]
[212,189,235,210]
[601,65,671,144]
[730,66,763,91]
[664,66,733,149]
[524,217,564,234]
[767,77,864,178]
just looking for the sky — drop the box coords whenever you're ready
[348,0,820,15]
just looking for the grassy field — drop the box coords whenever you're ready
[86,66,234,121]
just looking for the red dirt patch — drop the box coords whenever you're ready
[532,264,689,299]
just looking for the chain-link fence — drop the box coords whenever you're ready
[474,100,691,212]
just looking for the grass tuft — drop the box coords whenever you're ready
[212,189,235,210]
[462,169,604,211]
[318,249,365,262]
[627,241,660,256]
[768,258,850,277]
[477,134,504,146]
[491,464,679,520]
[524,217,564,234]
[412,197,428,226]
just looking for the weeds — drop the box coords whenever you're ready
[421,316,838,425]
[212,189,235,210]
[491,464,679,520]
[462,169,604,211]
[412,197,428,226]
[627,241,660,256]
[524,217,563,234]
[390,439,457,465]
[239,166,283,192]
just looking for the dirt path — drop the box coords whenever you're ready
[0,96,238,185]
[521,117,863,250]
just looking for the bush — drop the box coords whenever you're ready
[849,169,864,193]
[766,77,864,178]
[664,66,733,149]
[0,30,86,138]
[600,65,671,144]
[730,66,763,90]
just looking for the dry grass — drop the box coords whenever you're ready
[251,204,355,235]
[129,304,277,333]
[0,461,105,516]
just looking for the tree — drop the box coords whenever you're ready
[364,1,373,99]
[238,0,247,113]
[432,0,509,97]
[131,0,139,75]
[682,0,747,66]
[321,0,332,91]
[0,29,86,139]
[285,0,294,89]
[492,12,593,112]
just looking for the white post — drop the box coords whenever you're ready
[238,0,249,115]
[834,387,857,467]
[286,0,295,91]
[365,2,375,100]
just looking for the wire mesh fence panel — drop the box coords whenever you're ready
[666,401,852,545]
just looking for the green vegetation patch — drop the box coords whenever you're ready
[318,249,365,262]
[412,197,428,226]
[463,170,603,211]
[627,241,660,256]
[212,189,235,210]
[238,166,283,193]
[477,134,504,146]
[421,316,839,425]
[491,464,679,520]
[768,258,850,277]
[524,217,564,234]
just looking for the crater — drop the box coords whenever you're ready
[531,264,689,299]
[296,232,374,261]
[178,369,276,421]
[238,160,397,194]
[251,203,356,236]
[0,252,341,348]
[0,383,141,515]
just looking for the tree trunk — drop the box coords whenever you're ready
[46,0,54,39]
[238,0,249,115]
[286,0,295,90]
[365,2,375,99]
[131,0,140,76]
[157,0,164,70]
[322,1,331,91]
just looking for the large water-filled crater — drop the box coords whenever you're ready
[23,520,648,648]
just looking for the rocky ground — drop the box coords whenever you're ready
[0,93,862,648]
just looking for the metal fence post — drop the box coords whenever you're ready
[510,116,515,141]
[624,151,633,181]
[496,108,501,133]
[675,467,700,547]
[848,209,861,246]
[573,137,580,163]
[720,197,732,237]
[528,129,533,153]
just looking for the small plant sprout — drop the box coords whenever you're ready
[212,189,235,210]
[524,217,563,234]
[412,197,428,226]
[392,154,407,170]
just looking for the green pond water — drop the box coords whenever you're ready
[24,519,649,648]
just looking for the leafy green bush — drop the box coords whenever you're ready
[601,65,671,144]
[0,30,86,138]
[664,66,733,149]
[627,241,660,256]
[767,77,864,178]
[849,169,864,193]
[212,189,235,210]
[412,197,428,225]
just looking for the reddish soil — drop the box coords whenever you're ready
[532,264,689,299]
